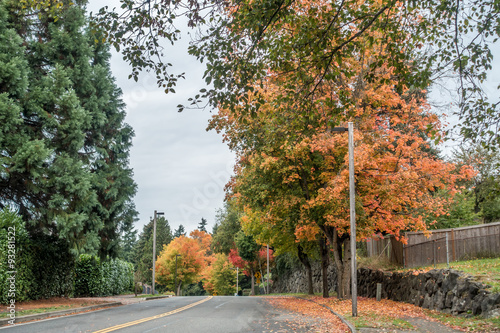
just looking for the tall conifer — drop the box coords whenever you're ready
[0,0,137,256]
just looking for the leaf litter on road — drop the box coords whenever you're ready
[264,296,349,332]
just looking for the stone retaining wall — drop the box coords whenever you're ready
[271,262,337,295]
[358,268,500,318]
[272,264,500,318]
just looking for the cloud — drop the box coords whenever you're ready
[86,1,235,234]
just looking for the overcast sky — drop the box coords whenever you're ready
[86,2,499,236]
[87,1,235,235]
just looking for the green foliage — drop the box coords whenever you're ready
[482,196,500,223]
[0,208,74,304]
[74,254,102,297]
[259,272,272,290]
[212,200,242,255]
[234,231,260,262]
[0,0,137,257]
[183,282,206,296]
[198,217,208,232]
[132,216,173,284]
[74,254,133,297]
[0,207,31,303]
[28,232,75,299]
[173,224,186,238]
[427,191,481,230]
[451,144,500,223]
[118,215,138,263]
[273,252,301,278]
[212,263,237,295]
[205,253,237,296]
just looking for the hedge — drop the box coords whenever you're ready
[0,208,74,303]
[0,208,134,303]
[74,254,134,297]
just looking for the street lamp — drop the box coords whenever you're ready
[174,254,181,296]
[152,210,164,296]
[266,244,270,295]
[331,122,357,317]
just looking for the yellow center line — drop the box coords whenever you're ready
[92,296,213,333]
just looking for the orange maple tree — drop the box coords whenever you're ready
[155,235,206,295]
[210,21,475,298]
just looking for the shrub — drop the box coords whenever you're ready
[0,208,33,303]
[28,232,75,299]
[0,208,74,304]
[74,255,134,297]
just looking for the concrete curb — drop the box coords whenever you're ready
[143,295,173,301]
[293,296,357,333]
[0,302,121,327]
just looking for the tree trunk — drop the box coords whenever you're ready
[319,237,330,298]
[340,236,351,298]
[177,281,182,296]
[297,244,314,295]
[250,268,255,295]
[323,226,349,299]
[258,257,267,294]
[319,225,353,299]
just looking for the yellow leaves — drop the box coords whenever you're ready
[156,234,209,288]
[18,0,68,19]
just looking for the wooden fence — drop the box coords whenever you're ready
[366,222,500,268]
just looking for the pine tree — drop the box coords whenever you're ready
[173,224,186,238]
[118,205,139,262]
[133,216,173,284]
[198,217,208,232]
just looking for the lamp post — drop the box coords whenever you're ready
[152,210,164,296]
[174,254,181,296]
[267,244,270,295]
[332,122,357,317]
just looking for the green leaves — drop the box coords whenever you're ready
[0,2,137,258]
[88,0,500,148]
[74,254,134,297]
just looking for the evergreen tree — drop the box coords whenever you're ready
[173,224,186,238]
[118,205,138,263]
[212,201,242,255]
[198,217,208,233]
[0,1,32,213]
[133,216,173,284]
[0,0,137,256]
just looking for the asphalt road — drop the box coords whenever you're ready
[0,296,324,333]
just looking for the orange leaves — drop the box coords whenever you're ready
[189,229,212,259]
[295,225,321,241]
[266,297,348,333]
[155,235,206,288]
[211,0,475,267]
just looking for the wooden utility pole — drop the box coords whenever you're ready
[348,122,357,317]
